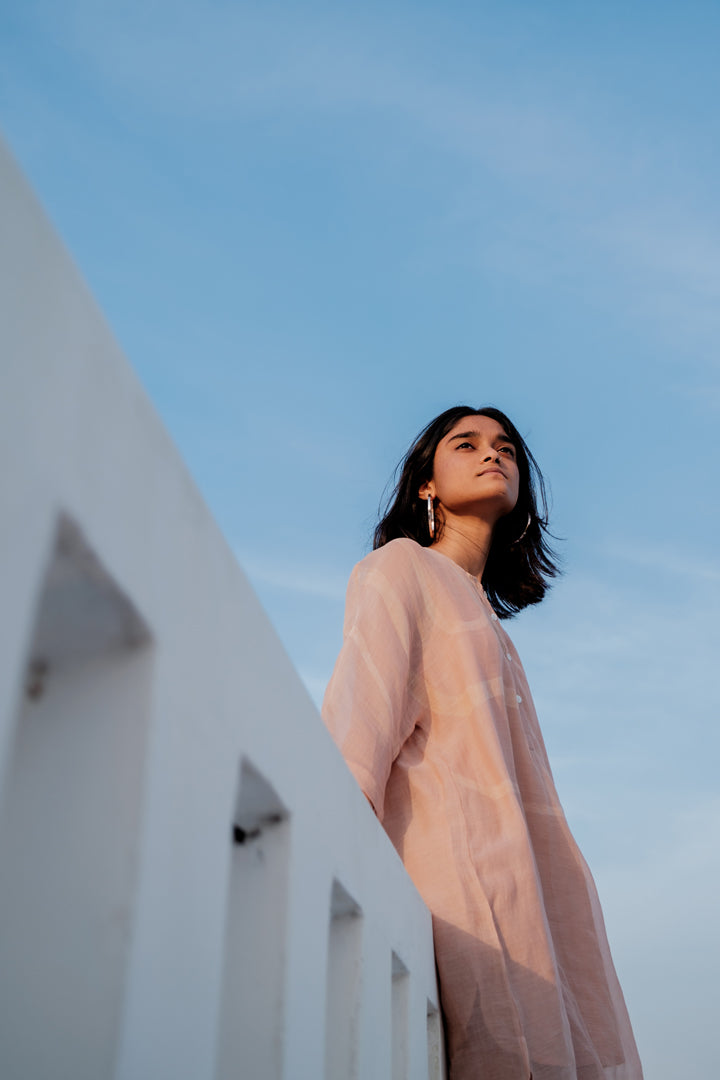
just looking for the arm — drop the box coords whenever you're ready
[322,548,424,820]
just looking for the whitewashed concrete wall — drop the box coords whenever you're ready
[0,138,445,1080]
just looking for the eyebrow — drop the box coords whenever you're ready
[447,429,515,444]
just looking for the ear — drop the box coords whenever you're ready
[418,482,435,500]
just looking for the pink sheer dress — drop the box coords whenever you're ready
[322,538,643,1080]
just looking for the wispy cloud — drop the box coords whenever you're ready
[511,560,720,837]
[11,0,720,358]
[32,0,583,178]
[598,540,720,583]
[596,212,720,301]
[237,550,348,602]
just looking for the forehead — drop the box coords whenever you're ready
[443,415,511,442]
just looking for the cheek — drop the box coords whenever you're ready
[432,457,456,491]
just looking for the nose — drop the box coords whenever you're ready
[483,449,500,462]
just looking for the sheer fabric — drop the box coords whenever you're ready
[322,539,643,1080]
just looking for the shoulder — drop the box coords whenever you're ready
[347,539,428,612]
[353,538,427,583]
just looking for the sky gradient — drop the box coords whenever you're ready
[3,3,719,1075]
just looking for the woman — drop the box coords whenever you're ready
[322,405,643,1080]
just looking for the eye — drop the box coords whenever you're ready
[455,441,475,450]
[498,444,516,457]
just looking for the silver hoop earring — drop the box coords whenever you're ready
[427,494,435,539]
[512,513,532,546]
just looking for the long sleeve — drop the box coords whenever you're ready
[322,547,425,819]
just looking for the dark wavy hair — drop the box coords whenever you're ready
[373,405,560,618]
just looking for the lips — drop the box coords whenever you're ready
[478,468,506,478]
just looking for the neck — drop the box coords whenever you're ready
[431,516,495,580]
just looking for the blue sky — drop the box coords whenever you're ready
[3,2,719,1074]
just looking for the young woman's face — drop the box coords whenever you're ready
[420,414,520,526]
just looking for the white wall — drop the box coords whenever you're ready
[0,136,444,1080]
